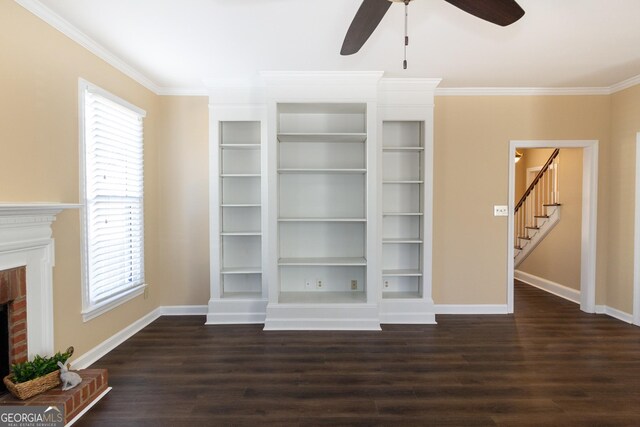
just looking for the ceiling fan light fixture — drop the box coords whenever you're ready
[340,0,524,57]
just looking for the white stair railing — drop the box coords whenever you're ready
[514,149,560,254]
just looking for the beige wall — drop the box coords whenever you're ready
[433,95,611,305]
[156,96,210,306]
[1,2,213,361]
[517,148,583,291]
[0,1,164,360]
[609,85,640,314]
[3,0,640,354]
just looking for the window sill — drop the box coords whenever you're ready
[82,284,147,322]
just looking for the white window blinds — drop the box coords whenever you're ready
[82,84,145,309]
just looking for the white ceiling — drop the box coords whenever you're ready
[27,0,640,93]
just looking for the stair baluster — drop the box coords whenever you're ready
[514,149,561,258]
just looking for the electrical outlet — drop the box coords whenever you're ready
[351,280,358,290]
[384,280,390,288]
[305,280,312,289]
[316,280,323,289]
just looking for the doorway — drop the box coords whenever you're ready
[507,140,598,314]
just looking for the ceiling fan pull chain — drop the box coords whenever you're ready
[403,0,409,69]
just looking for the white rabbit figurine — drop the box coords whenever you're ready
[57,361,82,391]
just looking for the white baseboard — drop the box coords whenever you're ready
[595,305,634,324]
[160,305,208,316]
[434,304,509,314]
[515,270,581,304]
[71,305,207,369]
[71,307,161,369]
[515,271,635,325]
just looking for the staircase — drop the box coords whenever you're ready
[514,149,561,268]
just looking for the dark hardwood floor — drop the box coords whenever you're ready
[77,282,640,426]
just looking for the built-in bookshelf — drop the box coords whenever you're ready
[382,121,424,300]
[219,121,262,299]
[207,73,439,328]
[276,103,368,304]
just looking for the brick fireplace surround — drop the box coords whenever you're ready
[0,265,109,425]
[0,204,109,425]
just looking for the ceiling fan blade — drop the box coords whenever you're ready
[444,0,525,26]
[341,0,392,55]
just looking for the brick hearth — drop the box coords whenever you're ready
[0,369,108,424]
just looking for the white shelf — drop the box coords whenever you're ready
[276,102,369,318]
[221,267,262,275]
[220,144,261,149]
[278,133,367,143]
[220,232,262,236]
[382,146,424,152]
[383,238,423,244]
[278,217,366,222]
[218,120,263,303]
[382,291,422,299]
[381,122,425,312]
[279,291,367,304]
[279,257,367,266]
[278,168,366,174]
[383,212,424,216]
[382,269,423,277]
[221,204,261,208]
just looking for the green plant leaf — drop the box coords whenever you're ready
[9,349,74,383]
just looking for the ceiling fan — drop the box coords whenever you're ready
[341,0,525,58]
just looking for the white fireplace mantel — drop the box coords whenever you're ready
[0,203,80,357]
[0,203,80,217]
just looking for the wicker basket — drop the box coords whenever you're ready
[3,370,61,400]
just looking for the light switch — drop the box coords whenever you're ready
[494,205,509,216]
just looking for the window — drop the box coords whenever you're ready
[79,79,146,321]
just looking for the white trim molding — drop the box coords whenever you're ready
[610,75,640,94]
[507,140,598,314]
[515,271,634,325]
[435,87,611,97]
[161,305,208,316]
[72,305,207,369]
[72,307,161,369]
[434,305,509,315]
[595,305,634,324]
[634,133,640,327]
[16,0,162,94]
[13,0,640,98]
[0,203,80,358]
[80,285,146,322]
[514,270,580,304]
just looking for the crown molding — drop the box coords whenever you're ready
[435,86,612,96]
[15,0,640,98]
[610,74,640,94]
[157,87,209,97]
[16,0,162,95]
[259,71,385,86]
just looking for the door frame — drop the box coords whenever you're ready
[633,133,640,326]
[507,140,599,313]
